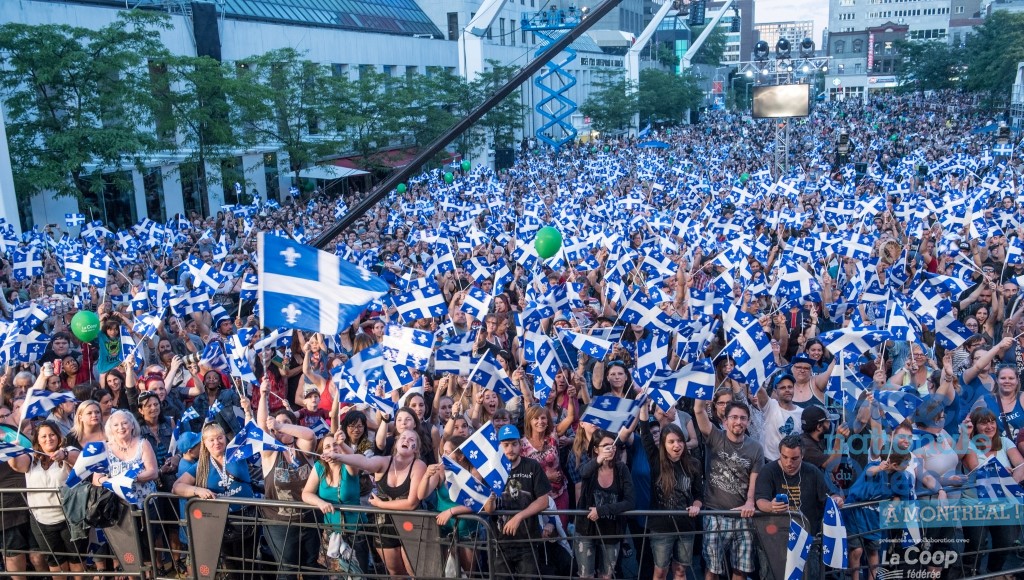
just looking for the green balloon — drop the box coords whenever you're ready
[396,183,407,194]
[828,265,839,279]
[534,226,563,259]
[443,172,454,184]
[461,160,471,172]
[740,172,750,183]
[890,134,898,141]
[603,146,610,153]
[590,147,597,154]
[70,310,100,342]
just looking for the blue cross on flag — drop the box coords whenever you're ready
[258,234,389,334]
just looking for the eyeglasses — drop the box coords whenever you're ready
[0,413,11,420]
[726,415,750,422]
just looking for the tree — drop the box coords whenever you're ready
[894,39,965,92]
[158,55,242,216]
[0,11,171,212]
[474,60,526,150]
[230,48,344,182]
[689,25,727,66]
[579,70,639,133]
[338,68,404,171]
[638,69,702,124]
[963,11,1024,98]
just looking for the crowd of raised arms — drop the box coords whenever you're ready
[0,89,1022,580]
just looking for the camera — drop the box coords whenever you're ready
[182,353,201,366]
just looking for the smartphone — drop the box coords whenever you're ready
[775,493,788,504]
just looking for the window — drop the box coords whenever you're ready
[447,12,458,40]
[854,63,861,73]
[522,25,527,44]
[511,20,516,46]
[331,63,348,78]
[834,40,845,54]
[955,5,964,13]
[382,65,394,77]
[852,39,863,53]
[500,18,505,45]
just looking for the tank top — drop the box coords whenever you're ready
[998,395,1024,441]
[263,449,314,521]
[108,441,156,507]
[376,455,414,504]
[26,459,71,525]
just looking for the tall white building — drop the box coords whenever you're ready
[754,20,814,51]
[827,0,951,40]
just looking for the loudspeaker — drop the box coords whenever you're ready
[495,148,515,171]
[192,2,222,61]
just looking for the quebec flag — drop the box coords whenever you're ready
[258,234,389,334]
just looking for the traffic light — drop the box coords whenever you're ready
[688,0,706,26]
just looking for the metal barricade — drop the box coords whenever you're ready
[0,486,145,578]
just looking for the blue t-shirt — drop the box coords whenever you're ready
[183,458,254,509]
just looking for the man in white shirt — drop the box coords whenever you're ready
[757,372,805,461]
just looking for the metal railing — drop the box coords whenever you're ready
[1,488,1022,579]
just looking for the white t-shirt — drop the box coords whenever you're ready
[761,398,804,461]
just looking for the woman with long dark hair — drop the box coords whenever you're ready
[574,429,635,580]
[642,419,703,580]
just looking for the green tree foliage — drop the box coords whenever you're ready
[474,61,526,149]
[158,55,241,215]
[894,39,965,92]
[339,68,404,170]
[0,11,171,206]
[638,69,702,124]
[230,48,344,181]
[963,11,1024,97]
[690,25,727,66]
[579,70,639,133]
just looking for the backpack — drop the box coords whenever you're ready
[84,484,125,528]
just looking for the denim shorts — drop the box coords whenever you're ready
[650,532,695,569]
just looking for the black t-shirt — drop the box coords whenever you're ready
[754,461,830,536]
[496,456,551,541]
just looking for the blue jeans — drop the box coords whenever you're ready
[575,537,621,578]
[261,521,321,580]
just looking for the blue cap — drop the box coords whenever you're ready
[790,353,814,367]
[498,425,521,442]
[176,431,202,454]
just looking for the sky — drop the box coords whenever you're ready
[754,0,829,42]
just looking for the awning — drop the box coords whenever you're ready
[637,140,671,149]
[296,165,368,180]
[334,148,461,170]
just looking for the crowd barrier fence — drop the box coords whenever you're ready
[0,488,1022,579]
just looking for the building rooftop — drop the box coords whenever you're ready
[64,0,444,37]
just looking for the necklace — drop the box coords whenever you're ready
[781,467,803,513]
[211,456,233,486]
[113,441,131,454]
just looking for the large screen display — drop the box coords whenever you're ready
[752,84,810,119]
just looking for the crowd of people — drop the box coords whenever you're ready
[0,88,1022,580]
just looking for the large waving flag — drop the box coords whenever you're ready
[65,251,110,287]
[381,324,434,370]
[647,358,717,411]
[259,234,389,334]
[822,496,848,569]
[443,456,492,512]
[22,388,76,420]
[225,421,288,463]
[722,305,776,392]
[785,519,813,580]
[579,396,641,433]
[455,421,511,495]
[66,441,109,487]
[390,283,448,321]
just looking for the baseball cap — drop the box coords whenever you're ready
[176,431,202,454]
[801,406,839,432]
[498,425,521,442]
[790,353,814,367]
[303,386,320,398]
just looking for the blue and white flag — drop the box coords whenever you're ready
[252,328,293,354]
[785,519,812,580]
[310,418,331,439]
[65,252,110,287]
[467,352,519,402]
[579,396,641,433]
[390,283,448,321]
[239,273,259,301]
[186,255,228,294]
[259,234,389,334]
[722,305,776,392]
[0,441,34,462]
[66,441,109,487]
[168,407,201,453]
[975,460,1024,501]
[11,249,42,281]
[456,421,511,495]
[460,286,492,320]
[648,358,717,410]
[147,270,172,309]
[381,324,433,370]
[822,496,848,569]
[818,327,891,357]
[557,328,613,361]
[225,334,259,387]
[621,293,678,333]
[443,456,492,512]
[225,420,288,463]
[169,288,213,317]
[523,331,559,405]
[201,340,229,373]
[874,390,923,430]
[65,213,86,228]
[22,388,76,420]
[103,466,141,504]
[119,325,144,373]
